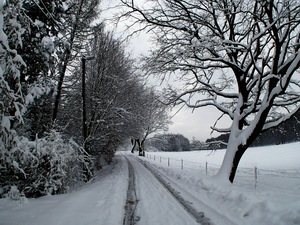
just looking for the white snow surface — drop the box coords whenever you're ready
[1,142,300,225]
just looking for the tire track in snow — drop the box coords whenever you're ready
[129,155,213,225]
[123,156,139,225]
[152,169,240,225]
[139,157,239,225]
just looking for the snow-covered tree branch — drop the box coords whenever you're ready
[120,0,300,182]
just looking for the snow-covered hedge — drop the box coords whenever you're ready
[0,130,89,198]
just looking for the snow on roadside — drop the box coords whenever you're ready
[0,155,129,225]
[0,143,299,225]
[141,142,300,225]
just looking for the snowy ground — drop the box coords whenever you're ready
[142,142,300,225]
[0,158,129,225]
[1,142,300,225]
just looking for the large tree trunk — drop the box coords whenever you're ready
[217,112,270,183]
[216,122,262,183]
[81,57,88,150]
[215,141,244,183]
[52,57,69,122]
[52,0,84,122]
[228,145,248,183]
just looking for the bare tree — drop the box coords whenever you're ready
[120,0,300,182]
[60,26,171,168]
[52,0,101,122]
[131,89,171,156]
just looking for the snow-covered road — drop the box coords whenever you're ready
[124,155,209,225]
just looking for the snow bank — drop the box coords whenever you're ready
[0,155,128,225]
[143,142,300,225]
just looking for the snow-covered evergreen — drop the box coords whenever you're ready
[0,0,89,198]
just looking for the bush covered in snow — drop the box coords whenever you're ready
[0,130,90,198]
[0,1,88,198]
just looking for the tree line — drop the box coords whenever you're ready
[146,133,191,152]
[0,0,170,198]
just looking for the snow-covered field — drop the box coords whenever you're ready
[142,142,300,225]
[0,142,299,225]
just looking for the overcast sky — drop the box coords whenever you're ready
[99,0,231,141]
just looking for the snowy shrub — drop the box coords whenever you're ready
[0,130,90,198]
[0,1,84,199]
[7,185,22,200]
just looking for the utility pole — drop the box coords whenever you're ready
[81,55,94,182]
[81,57,88,152]
[81,55,94,153]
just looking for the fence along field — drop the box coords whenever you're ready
[144,147,300,190]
